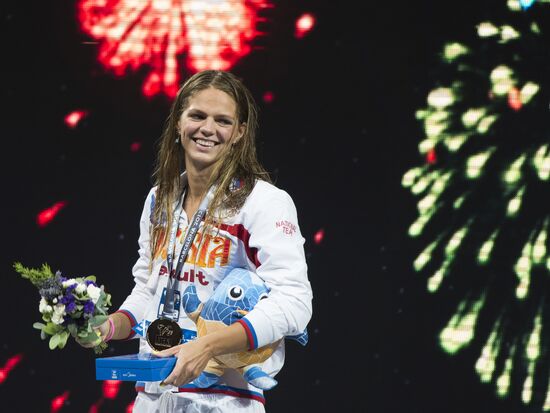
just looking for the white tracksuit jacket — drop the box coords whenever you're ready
[117,178,313,408]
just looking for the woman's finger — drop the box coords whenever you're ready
[155,345,181,358]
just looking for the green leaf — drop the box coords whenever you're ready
[67,323,78,337]
[78,331,100,344]
[85,275,97,282]
[33,322,46,330]
[95,294,105,308]
[93,341,108,355]
[13,262,55,287]
[58,331,70,349]
[77,329,90,338]
[90,315,108,327]
[105,293,112,307]
[49,333,61,350]
[43,322,61,336]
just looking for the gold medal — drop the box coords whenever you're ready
[146,318,183,351]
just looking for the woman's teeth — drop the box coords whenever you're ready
[195,138,215,147]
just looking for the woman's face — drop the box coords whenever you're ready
[179,87,243,171]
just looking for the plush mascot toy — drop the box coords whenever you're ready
[181,267,307,390]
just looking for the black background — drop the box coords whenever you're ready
[0,0,539,412]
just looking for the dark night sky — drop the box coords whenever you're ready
[0,0,539,412]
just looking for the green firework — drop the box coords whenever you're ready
[403,0,550,410]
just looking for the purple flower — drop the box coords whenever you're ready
[65,300,76,313]
[65,284,77,293]
[85,280,96,286]
[83,300,95,314]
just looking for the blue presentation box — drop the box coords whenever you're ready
[96,353,176,382]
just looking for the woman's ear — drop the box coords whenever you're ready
[234,123,246,144]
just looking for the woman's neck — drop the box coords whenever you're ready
[185,164,212,202]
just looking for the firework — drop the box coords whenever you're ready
[403,0,550,410]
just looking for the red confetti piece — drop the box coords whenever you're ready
[77,0,271,98]
[126,401,135,413]
[88,399,104,413]
[130,141,142,152]
[51,391,70,413]
[37,201,68,228]
[262,91,275,103]
[313,228,324,245]
[102,380,121,399]
[295,13,315,39]
[426,148,437,164]
[507,87,522,111]
[64,110,88,128]
[0,353,23,384]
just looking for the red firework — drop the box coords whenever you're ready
[0,354,24,384]
[295,13,315,39]
[37,201,68,228]
[313,228,325,245]
[77,0,270,98]
[51,391,70,413]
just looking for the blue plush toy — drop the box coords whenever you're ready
[182,267,307,390]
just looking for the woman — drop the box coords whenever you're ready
[87,70,312,412]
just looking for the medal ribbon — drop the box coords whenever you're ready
[162,186,214,318]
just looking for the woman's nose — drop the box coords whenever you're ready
[200,117,215,135]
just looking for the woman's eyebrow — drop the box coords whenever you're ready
[188,108,235,119]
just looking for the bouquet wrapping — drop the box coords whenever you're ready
[14,262,112,353]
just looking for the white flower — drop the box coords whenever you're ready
[51,312,64,325]
[39,298,49,313]
[62,279,77,288]
[52,298,58,304]
[45,305,53,313]
[51,304,66,325]
[75,283,87,294]
[53,303,65,315]
[87,284,101,304]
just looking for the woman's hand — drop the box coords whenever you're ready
[156,338,214,387]
[155,322,249,387]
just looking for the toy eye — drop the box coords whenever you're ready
[228,286,244,300]
[259,293,268,300]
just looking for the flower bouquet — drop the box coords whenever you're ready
[14,262,112,354]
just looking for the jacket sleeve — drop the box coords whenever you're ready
[237,188,313,350]
[116,187,157,338]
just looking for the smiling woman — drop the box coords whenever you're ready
[179,87,244,185]
[75,70,313,413]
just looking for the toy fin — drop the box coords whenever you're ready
[243,365,278,390]
[193,371,220,388]
[286,329,308,346]
[182,285,200,313]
